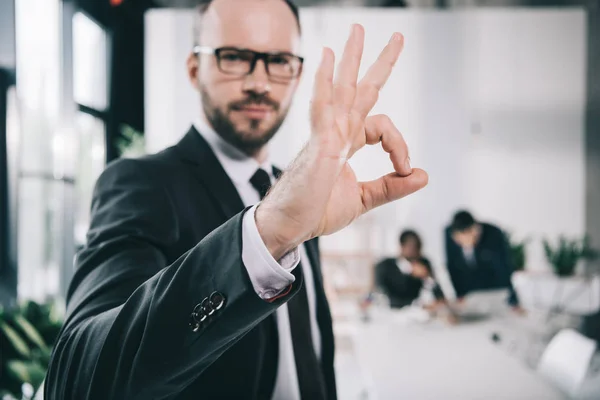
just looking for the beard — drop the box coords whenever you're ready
[200,87,288,155]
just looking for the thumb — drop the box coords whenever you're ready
[359,168,428,213]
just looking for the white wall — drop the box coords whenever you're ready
[145,9,198,153]
[461,10,587,272]
[145,8,586,280]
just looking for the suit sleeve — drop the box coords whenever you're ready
[45,159,300,400]
[445,229,467,298]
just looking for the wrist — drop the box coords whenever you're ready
[254,203,303,260]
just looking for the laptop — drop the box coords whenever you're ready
[450,289,510,319]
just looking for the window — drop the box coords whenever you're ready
[13,4,110,302]
[74,112,105,246]
[14,0,64,302]
[72,11,110,250]
[73,12,109,111]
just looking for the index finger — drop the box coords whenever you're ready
[364,114,411,176]
[353,32,404,119]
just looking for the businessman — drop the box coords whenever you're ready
[445,210,520,308]
[45,0,428,398]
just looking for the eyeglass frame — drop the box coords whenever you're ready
[192,46,304,81]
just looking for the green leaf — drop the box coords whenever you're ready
[48,301,63,325]
[0,321,31,358]
[5,360,46,389]
[543,239,553,261]
[12,315,48,352]
[543,235,597,276]
[0,390,19,400]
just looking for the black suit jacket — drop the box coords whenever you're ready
[445,222,518,305]
[374,257,443,308]
[45,127,336,400]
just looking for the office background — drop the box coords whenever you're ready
[1,0,600,398]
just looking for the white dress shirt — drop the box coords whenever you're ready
[193,119,321,400]
[396,257,414,275]
[462,247,477,267]
[395,256,437,301]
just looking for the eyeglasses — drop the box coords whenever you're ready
[193,46,304,82]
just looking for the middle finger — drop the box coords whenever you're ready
[353,32,404,119]
[333,24,365,114]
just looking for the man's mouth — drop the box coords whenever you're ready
[234,105,273,119]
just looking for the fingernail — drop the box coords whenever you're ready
[390,32,402,43]
[404,157,411,171]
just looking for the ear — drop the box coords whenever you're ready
[187,52,200,90]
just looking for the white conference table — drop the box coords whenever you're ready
[349,311,566,400]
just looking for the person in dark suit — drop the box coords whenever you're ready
[375,230,445,308]
[44,0,428,399]
[445,210,521,309]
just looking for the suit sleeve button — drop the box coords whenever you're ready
[209,292,226,311]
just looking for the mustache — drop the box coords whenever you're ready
[229,94,280,111]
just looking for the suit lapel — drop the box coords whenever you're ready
[175,126,245,220]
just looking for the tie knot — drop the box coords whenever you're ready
[250,168,271,200]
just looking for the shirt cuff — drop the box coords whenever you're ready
[423,277,436,290]
[242,204,300,300]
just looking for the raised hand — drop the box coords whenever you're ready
[256,24,428,259]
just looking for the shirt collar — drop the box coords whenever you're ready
[193,118,273,184]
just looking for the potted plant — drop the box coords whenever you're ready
[543,235,598,277]
[508,235,529,271]
[116,124,145,159]
[0,300,63,400]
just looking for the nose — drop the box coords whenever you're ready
[242,59,271,94]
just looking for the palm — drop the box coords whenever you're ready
[319,164,362,236]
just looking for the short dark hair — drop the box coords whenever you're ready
[399,230,422,249]
[451,210,476,233]
[193,0,301,46]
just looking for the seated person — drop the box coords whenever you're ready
[445,210,521,310]
[375,230,444,309]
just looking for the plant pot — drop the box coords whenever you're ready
[554,265,577,277]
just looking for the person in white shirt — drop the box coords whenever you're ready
[45,0,428,399]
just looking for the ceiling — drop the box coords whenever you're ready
[151,0,339,6]
[150,0,589,8]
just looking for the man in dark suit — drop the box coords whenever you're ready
[375,230,444,308]
[445,210,521,308]
[45,0,428,399]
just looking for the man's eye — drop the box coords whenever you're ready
[269,55,290,65]
[221,53,242,62]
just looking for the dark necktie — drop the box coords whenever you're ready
[249,168,327,400]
